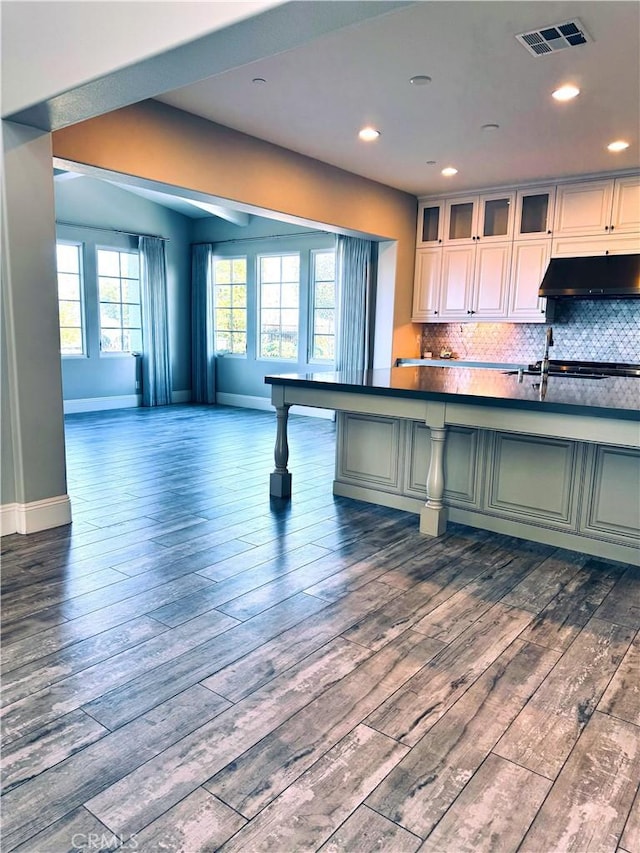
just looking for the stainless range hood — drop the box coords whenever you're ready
[538,254,640,299]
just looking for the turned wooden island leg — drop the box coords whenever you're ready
[420,425,448,537]
[270,403,292,497]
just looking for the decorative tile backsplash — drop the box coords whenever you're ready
[421,300,640,364]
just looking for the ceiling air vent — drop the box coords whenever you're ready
[516,19,591,57]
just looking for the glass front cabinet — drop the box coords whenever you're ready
[514,187,555,239]
[443,192,516,244]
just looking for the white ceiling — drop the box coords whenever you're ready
[155,0,640,197]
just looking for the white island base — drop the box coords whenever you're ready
[268,382,640,566]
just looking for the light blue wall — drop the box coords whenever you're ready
[54,177,192,400]
[192,215,336,399]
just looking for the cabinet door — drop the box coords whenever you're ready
[515,187,555,239]
[554,180,614,236]
[508,240,549,321]
[439,245,475,318]
[444,196,478,242]
[472,242,511,319]
[611,176,640,234]
[552,234,640,257]
[412,248,443,321]
[478,192,515,241]
[417,201,444,246]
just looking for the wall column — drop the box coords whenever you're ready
[1,120,71,534]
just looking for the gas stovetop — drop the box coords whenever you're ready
[527,359,640,378]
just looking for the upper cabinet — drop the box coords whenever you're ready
[416,202,445,246]
[554,176,640,237]
[514,187,555,239]
[443,192,515,244]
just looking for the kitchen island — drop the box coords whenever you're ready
[266,366,640,565]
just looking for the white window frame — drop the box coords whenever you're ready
[56,240,86,358]
[308,248,336,364]
[211,255,248,357]
[257,251,301,361]
[97,247,142,356]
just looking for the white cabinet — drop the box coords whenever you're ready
[444,191,515,243]
[554,176,640,239]
[509,240,550,320]
[439,245,475,318]
[515,187,555,239]
[438,242,512,320]
[472,242,512,319]
[552,234,640,257]
[416,201,444,247]
[412,248,443,321]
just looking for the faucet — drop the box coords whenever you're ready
[541,326,554,378]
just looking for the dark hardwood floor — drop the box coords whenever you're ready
[1,404,639,853]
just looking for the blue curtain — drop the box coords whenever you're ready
[191,243,216,404]
[335,235,374,373]
[138,236,173,406]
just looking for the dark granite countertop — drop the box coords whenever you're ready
[265,366,640,420]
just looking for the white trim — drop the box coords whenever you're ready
[64,394,141,413]
[1,494,72,536]
[216,392,334,420]
[63,390,191,413]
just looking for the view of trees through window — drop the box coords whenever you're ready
[259,253,300,359]
[213,257,247,354]
[310,250,336,361]
[97,249,142,353]
[56,242,84,355]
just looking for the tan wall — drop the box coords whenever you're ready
[53,100,418,359]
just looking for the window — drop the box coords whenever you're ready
[97,249,142,353]
[56,242,84,355]
[212,257,247,355]
[259,253,300,359]
[310,250,336,361]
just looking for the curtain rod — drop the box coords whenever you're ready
[56,221,170,241]
[191,230,332,247]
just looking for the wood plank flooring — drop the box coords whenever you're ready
[1,404,639,853]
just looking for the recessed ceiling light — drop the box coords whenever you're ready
[358,127,381,142]
[441,167,458,177]
[410,75,432,86]
[481,123,500,132]
[552,84,580,101]
[252,77,267,85]
[607,140,630,152]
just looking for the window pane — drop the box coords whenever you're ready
[120,252,139,278]
[59,301,81,327]
[215,285,231,307]
[231,259,246,283]
[232,284,247,307]
[129,330,143,352]
[58,273,80,300]
[216,332,231,351]
[230,333,246,354]
[122,304,141,328]
[98,249,120,276]
[315,308,335,333]
[100,303,121,328]
[261,256,281,282]
[314,335,334,361]
[57,244,80,273]
[281,255,299,282]
[315,282,334,308]
[262,308,280,326]
[281,282,299,307]
[60,328,83,354]
[99,278,121,302]
[214,259,231,284]
[101,331,123,352]
[314,251,335,280]
[122,279,140,303]
[281,309,298,330]
[216,308,232,330]
[231,310,246,331]
[281,334,298,359]
[261,283,280,307]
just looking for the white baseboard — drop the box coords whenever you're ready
[64,390,192,414]
[216,392,335,420]
[64,394,141,414]
[1,494,72,536]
